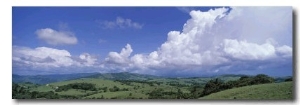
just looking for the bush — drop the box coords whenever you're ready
[285,77,293,82]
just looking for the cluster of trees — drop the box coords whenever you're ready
[200,74,275,97]
[108,86,129,92]
[12,83,60,99]
[285,77,293,82]
[147,88,192,99]
[55,82,97,92]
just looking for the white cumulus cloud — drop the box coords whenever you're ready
[105,44,133,65]
[100,7,292,75]
[222,39,277,60]
[13,46,75,67]
[36,28,78,45]
[12,46,99,69]
[79,53,98,66]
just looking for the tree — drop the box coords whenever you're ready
[285,77,293,82]
[251,74,274,84]
[148,88,164,99]
[201,78,223,97]
[176,89,183,99]
[100,95,104,99]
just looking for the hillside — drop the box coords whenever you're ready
[12,72,293,99]
[199,81,293,99]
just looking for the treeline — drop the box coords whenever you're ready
[55,82,97,92]
[148,88,189,99]
[200,74,276,97]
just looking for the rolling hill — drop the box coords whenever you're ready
[12,72,293,99]
[199,81,293,99]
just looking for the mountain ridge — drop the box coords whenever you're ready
[13,72,292,85]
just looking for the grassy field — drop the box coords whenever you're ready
[200,81,293,100]
[28,78,194,99]
[31,85,53,92]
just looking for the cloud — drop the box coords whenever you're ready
[13,46,75,68]
[177,7,196,13]
[275,45,293,57]
[104,44,133,65]
[222,39,277,60]
[13,7,292,76]
[12,46,98,69]
[99,7,292,76]
[101,17,143,29]
[36,28,78,45]
[79,53,98,66]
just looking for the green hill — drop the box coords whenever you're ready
[13,72,291,99]
[199,81,293,100]
[26,78,192,99]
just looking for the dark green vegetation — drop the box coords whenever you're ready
[200,74,275,97]
[12,72,293,99]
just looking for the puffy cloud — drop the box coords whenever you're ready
[221,7,292,46]
[101,17,143,29]
[79,53,97,66]
[36,28,78,45]
[12,46,98,69]
[276,45,293,57]
[100,7,292,76]
[105,44,133,65]
[222,39,277,60]
[13,46,75,67]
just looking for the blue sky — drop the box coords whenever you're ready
[12,7,293,77]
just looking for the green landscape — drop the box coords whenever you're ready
[12,72,293,99]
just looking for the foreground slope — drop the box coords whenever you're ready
[200,81,293,99]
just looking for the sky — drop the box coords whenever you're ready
[12,7,293,77]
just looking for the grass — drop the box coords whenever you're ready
[24,75,290,99]
[32,78,194,99]
[56,89,94,96]
[31,85,53,92]
[200,81,293,100]
[85,91,148,99]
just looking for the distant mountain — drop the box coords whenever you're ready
[86,72,162,80]
[12,73,98,84]
[13,72,291,85]
[274,76,293,83]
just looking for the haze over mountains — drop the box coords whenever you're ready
[12,72,292,85]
